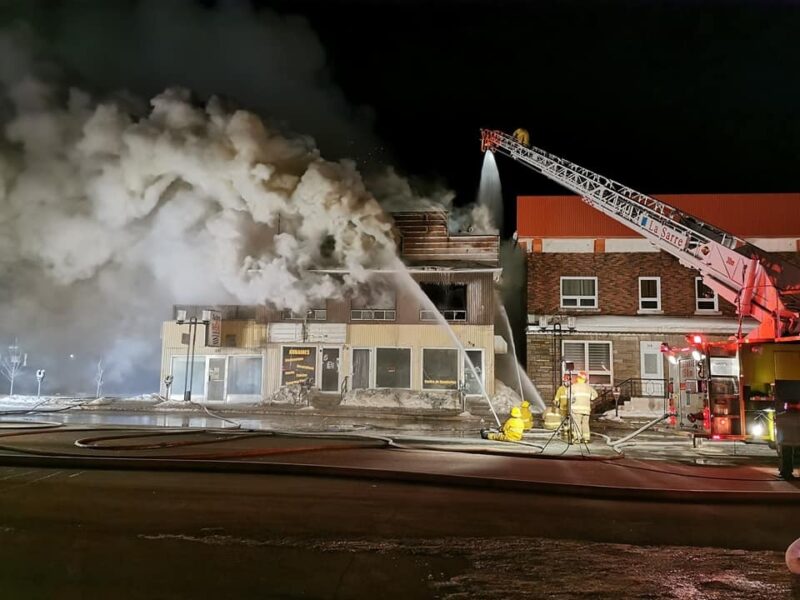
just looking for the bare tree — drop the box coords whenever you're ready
[0,339,27,396]
[95,360,105,399]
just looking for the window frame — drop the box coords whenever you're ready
[421,347,460,391]
[226,354,264,398]
[694,277,719,313]
[561,340,613,385]
[560,276,599,309]
[280,344,318,388]
[350,347,373,390]
[169,355,208,400]
[463,348,485,396]
[374,346,412,390]
[638,276,662,313]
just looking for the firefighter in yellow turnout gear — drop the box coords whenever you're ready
[520,400,533,430]
[554,372,597,443]
[481,406,525,442]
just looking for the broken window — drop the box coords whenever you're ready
[228,356,263,395]
[464,349,484,395]
[281,346,317,387]
[422,348,459,390]
[375,348,411,388]
[170,356,206,398]
[351,282,397,321]
[419,283,467,321]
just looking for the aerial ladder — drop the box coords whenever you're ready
[482,129,800,475]
[481,129,800,342]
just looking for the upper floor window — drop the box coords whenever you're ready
[281,308,327,321]
[638,277,661,312]
[695,278,719,312]
[351,284,396,321]
[560,277,598,309]
[419,283,467,321]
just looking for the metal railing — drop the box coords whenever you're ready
[596,378,669,416]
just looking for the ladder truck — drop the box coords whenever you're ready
[481,129,800,477]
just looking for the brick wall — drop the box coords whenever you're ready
[527,252,737,317]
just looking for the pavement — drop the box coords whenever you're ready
[0,407,798,598]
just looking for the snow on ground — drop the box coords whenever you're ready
[341,388,460,410]
[491,380,521,415]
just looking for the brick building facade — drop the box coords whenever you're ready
[518,193,800,404]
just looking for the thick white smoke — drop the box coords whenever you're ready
[0,73,399,392]
[0,10,497,395]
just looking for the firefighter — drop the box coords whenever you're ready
[513,128,530,147]
[520,400,533,430]
[481,406,525,442]
[570,371,597,442]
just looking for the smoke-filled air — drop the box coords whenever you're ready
[0,4,500,395]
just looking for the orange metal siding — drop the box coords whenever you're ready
[517,193,800,238]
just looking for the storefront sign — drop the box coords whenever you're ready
[206,310,222,347]
[282,346,316,386]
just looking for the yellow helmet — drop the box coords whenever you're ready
[521,400,530,408]
[510,406,522,418]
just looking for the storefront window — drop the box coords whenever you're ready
[375,348,411,388]
[463,349,484,395]
[170,356,206,398]
[281,347,316,387]
[228,356,263,395]
[352,349,371,389]
[422,348,459,390]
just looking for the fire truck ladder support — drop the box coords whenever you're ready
[480,129,800,341]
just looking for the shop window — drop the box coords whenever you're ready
[695,278,719,312]
[422,348,459,390]
[463,349,484,395]
[419,283,467,321]
[281,346,317,387]
[638,277,661,311]
[170,356,206,398]
[351,348,371,390]
[560,277,598,308]
[228,356,263,395]
[562,341,612,385]
[375,348,411,389]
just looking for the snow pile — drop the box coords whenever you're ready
[491,380,521,416]
[266,384,313,406]
[342,389,460,411]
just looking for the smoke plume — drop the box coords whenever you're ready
[0,3,496,395]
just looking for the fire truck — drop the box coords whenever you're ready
[481,129,800,477]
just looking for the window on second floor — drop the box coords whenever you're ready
[351,284,397,321]
[638,277,661,312]
[695,278,719,312]
[281,308,327,321]
[560,277,598,309]
[419,283,467,321]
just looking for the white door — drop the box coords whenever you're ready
[639,341,665,397]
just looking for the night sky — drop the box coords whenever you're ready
[5,0,800,235]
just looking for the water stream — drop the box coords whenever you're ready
[392,263,502,427]
[496,299,545,411]
[477,151,503,233]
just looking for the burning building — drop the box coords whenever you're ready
[159,209,503,409]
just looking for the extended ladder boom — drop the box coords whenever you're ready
[481,129,800,340]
